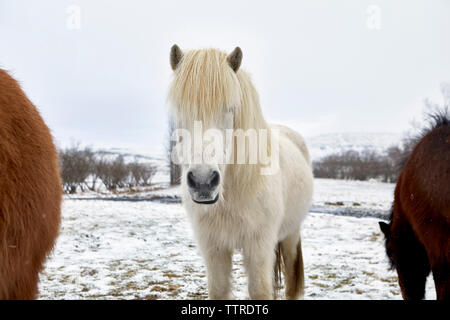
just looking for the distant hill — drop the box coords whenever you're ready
[85,132,404,166]
[305,132,403,161]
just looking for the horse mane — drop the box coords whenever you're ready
[396,108,449,177]
[168,47,272,191]
[385,107,449,228]
[168,48,269,131]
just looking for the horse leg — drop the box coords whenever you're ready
[280,231,305,300]
[202,246,233,299]
[244,241,276,299]
[431,257,450,300]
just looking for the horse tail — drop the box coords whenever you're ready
[274,235,305,299]
[290,237,305,298]
[274,243,283,298]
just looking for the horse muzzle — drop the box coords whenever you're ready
[186,169,220,205]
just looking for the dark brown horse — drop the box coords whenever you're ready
[0,69,62,299]
[379,110,449,300]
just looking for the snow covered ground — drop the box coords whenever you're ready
[69,178,393,209]
[38,178,436,300]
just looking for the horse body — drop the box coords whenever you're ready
[169,46,313,299]
[0,70,61,299]
[380,112,450,300]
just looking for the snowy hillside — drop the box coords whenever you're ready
[305,132,403,161]
[90,132,403,165]
[94,146,167,167]
[89,146,170,185]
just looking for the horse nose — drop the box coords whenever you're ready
[186,170,220,189]
[209,170,220,188]
[187,171,197,188]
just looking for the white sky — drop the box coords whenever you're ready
[1,0,449,150]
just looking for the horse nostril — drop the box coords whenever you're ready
[209,171,220,188]
[187,171,196,188]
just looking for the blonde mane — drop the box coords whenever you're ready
[168,48,269,131]
[168,48,273,191]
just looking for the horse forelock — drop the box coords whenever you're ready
[168,48,268,131]
[168,47,271,188]
[168,48,241,124]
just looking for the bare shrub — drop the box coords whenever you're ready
[313,148,399,182]
[59,145,159,193]
[97,155,129,191]
[59,145,93,193]
[128,162,157,187]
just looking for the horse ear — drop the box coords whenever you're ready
[170,44,183,70]
[227,47,242,72]
[379,221,390,236]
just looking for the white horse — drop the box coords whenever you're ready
[167,45,313,299]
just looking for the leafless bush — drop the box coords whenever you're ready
[313,148,399,182]
[59,145,93,193]
[59,146,159,193]
[128,162,157,187]
[96,156,129,190]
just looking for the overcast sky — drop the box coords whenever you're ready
[0,0,449,151]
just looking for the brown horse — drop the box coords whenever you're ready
[379,110,449,300]
[0,69,62,299]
